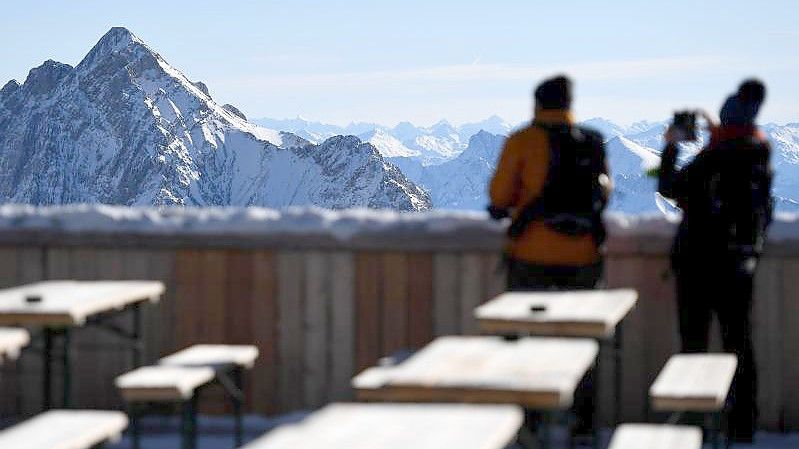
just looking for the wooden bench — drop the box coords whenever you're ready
[649,353,737,449]
[608,424,702,449]
[240,403,523,449]
[115,344,258,449]
[0,409,128,449]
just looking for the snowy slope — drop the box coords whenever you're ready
[604,136,661,213]
[0,28,430,211]
[358,129,420,158]
[418,131,505,209]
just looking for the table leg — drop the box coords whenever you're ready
[181,397,197,449]
[42,328,53,410]
[132,303,143,369]
[61,328,72,408]
[539,411,551,449]
[130,403,141,449]
[711,412,721,449]
[614,325,623,426]
[592,341,602,449]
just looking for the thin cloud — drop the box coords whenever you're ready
[229,56,729,89]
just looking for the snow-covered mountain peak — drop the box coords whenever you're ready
[23,60,73,96]
[581,117,626,140]
[78,27,151,69]
[0,27,430,211]
[358,128,420,158]
[464,130,504,158]
[430,119,458,136]
[0,80,20,96]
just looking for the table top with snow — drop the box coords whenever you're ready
[353,335,598,409]
[0,280,164,326]
[475,289,638,338]
[241,403,523,449]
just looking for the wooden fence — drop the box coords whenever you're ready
[0,217,797,430]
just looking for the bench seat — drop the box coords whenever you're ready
[0,410,128,449]
[115,365,215,401]
[159,344,259,369]
[650,353,738,412]
[608,424,702,449]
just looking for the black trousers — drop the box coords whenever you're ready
[506,258,603,432]
[673,253,758,439]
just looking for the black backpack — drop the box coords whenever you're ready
[692,137,772,254]
[508,123,607,245]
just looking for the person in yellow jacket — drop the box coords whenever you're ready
[489,75,611,289]
[488,75,611,438]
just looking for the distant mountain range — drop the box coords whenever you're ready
[2,27,798,214]
[254,114,799,213]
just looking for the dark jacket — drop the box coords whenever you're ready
[658,127,773,260]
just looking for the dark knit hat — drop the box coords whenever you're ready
[720,78,766,126]
[534,75,572,110]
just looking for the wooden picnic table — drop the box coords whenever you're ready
[354,335,597,408]
[353,336,597,449]
[0,280,164,409]
[241,403,524,449]
[475,289,638,338]
[475,288,637,429]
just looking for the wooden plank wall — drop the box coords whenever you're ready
[0,245,796,430]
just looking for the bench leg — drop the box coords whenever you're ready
[129,403,141,449]
[592,343,602,449]
[539,411,551,449]
[233,367,243,448]
[42,328,54,410]
[181,396,198,449]
[711,412,721,449]
[61,328,72,408]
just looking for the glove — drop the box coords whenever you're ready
[487,205,510,220]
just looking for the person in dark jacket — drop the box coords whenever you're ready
[658,79,773,443]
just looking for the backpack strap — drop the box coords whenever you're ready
[507,123,561,239]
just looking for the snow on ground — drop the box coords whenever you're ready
[100,414,799,449]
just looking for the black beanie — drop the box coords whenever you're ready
[720,78,766,126]
[738,78,766,107]
[535,75,572,110]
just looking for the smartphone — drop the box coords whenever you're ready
[672,111,697,142]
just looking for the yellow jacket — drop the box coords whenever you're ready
[489,109,606,266]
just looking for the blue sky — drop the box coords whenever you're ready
[1,1,797,126]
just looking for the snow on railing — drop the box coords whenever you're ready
[0,204,797,249]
